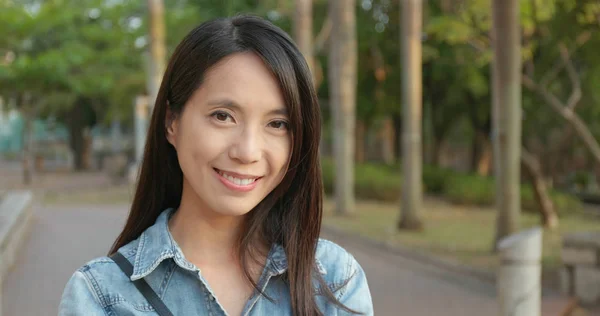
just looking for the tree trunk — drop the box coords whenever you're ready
[82,128,93,170]
[477,141,492,176]
[67,100,93,171]
[398,0,424,231]
[431,133,446,167]
[21,109,33,185]
[147,0,166,109]
[521,148,559,229]
[423,99,434,165]
[441,0,453,12]
[392,113,402,160]
[431,112,452,167]
[355,120,366,163]
[329,0,357,215]
[68,113,85,171]
[492,0,522,249]
[422,61,434,166]
[277,0,288,12]
[379,117,395,165]
[313,15,332,88]
[294,0,313,77]
[550,127,574,183]
[472,130,492,176]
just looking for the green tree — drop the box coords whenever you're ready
[0,0,147,170]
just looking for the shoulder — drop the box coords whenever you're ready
[315,239,374,315]
[60,241,140,310]
[77,240,138,283]
[316,238,355,265]
[315,239,362,284]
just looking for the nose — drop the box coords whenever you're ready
[228,125,262,164]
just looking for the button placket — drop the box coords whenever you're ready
[196,270,229,316]
[242,271,275,316]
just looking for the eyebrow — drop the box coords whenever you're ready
[207,99,288,116]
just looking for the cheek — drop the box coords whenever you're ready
[177,120,228,168]
[268,137,292,178]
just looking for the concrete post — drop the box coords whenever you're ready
[129,96,149,184]
[134,96,149,164]
[497,227,542,316]
[110,120,121,154]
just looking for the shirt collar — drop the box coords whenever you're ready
[130,208,327,281]
[266,243,327,276]
[131,208,195,280]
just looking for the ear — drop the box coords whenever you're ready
[165,105,178,147]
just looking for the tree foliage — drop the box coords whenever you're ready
[1,0,599,177]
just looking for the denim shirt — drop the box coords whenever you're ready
[58,208,373,315]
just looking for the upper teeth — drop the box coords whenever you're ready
[219,171,257,186]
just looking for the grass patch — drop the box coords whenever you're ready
[321,159,402,201]
[323,197,600,282]
[321,158,583,217]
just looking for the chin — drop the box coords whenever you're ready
[210,200,258,217]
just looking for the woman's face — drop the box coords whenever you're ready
[166,52,291,218]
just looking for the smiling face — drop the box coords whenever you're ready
[166,52,291,218]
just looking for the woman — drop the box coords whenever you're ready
[59,15,372,316]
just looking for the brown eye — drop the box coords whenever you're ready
[269,120,289,130]
[211,111,233,122]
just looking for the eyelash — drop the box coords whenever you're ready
[210,111,290,131]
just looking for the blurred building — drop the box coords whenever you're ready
[0,103,134,172]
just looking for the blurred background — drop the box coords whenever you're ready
[1,0,599,315]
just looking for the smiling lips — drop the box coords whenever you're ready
[214,168,262,192]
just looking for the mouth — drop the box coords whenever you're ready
[213,168,262,191]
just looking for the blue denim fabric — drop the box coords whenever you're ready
[58,208,373,315]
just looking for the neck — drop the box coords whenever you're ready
[168,184,245,266]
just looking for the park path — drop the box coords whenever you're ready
[4,203,499,316]
[0,164,579,315]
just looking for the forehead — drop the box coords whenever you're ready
[195,52,286,112]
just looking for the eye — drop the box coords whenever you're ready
[211,111,234,123]
[268,120,290,131]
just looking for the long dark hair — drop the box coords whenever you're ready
[109,15,356,315]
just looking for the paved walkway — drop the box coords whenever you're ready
[2,203,498,316]
[0,164,113,193]
[0,159,580,316]
[4,202,584,315]
[3,204,126,316]
[0,164,582,315]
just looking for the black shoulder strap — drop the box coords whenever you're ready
[110,252,174,316]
